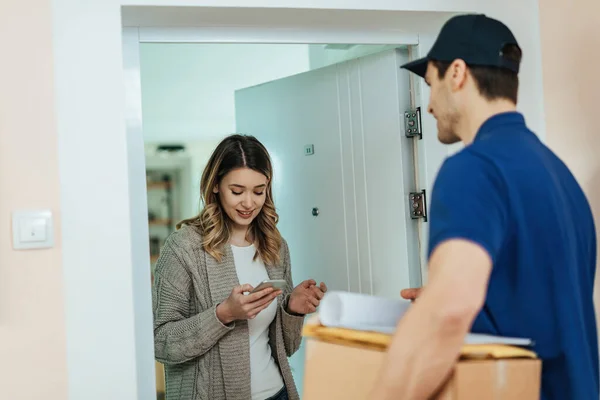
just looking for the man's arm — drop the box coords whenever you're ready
[370,238,492,399]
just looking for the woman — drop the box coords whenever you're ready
[152,134,327,400]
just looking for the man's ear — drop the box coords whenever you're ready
[449,59,468,91]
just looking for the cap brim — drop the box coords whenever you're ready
[401,57,429,78]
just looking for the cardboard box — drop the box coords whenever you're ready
[155,361,165,393]
[303,338,541,400]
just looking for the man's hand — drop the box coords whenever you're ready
[400,288,423,302]
[371,239,492,400]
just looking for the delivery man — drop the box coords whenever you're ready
[370,14,599,400]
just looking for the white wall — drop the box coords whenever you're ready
[139,43,311,143]
[49,3,547,399]
[54,1,140,398]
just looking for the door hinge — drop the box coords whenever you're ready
[404,107,422,140]
[409,190,427,222]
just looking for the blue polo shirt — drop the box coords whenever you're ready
[428,112,599,400]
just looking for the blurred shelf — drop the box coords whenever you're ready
[149,219,172,226]
[147,182,172,190]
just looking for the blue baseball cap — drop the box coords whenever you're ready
[401,14,521,78]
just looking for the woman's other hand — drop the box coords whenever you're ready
[287,279,328,315]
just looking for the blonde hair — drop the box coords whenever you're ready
[178,135,283,266]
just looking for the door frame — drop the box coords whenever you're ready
[123,22,441,397]
[58,5,462,398]
[136,26,421,44]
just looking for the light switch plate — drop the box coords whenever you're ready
[12,210,54,250]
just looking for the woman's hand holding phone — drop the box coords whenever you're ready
[216,284,282,324]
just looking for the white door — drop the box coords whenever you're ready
[235,48,421,395]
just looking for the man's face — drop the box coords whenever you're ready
[424,62,461,145]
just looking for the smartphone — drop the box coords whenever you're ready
[250,279,287,294]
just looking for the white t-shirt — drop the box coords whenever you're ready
[231,244,285,400]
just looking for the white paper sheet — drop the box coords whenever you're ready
[319,291,533,346]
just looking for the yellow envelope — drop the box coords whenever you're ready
[302,321,537,360]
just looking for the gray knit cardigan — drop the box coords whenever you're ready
[152,225,304,400]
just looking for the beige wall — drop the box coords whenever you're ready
[539,0,600,324]
[0,1,68,398]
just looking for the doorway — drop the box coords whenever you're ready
[134,40,425,398]
[55,6,464,399]
[122,10,456,399]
